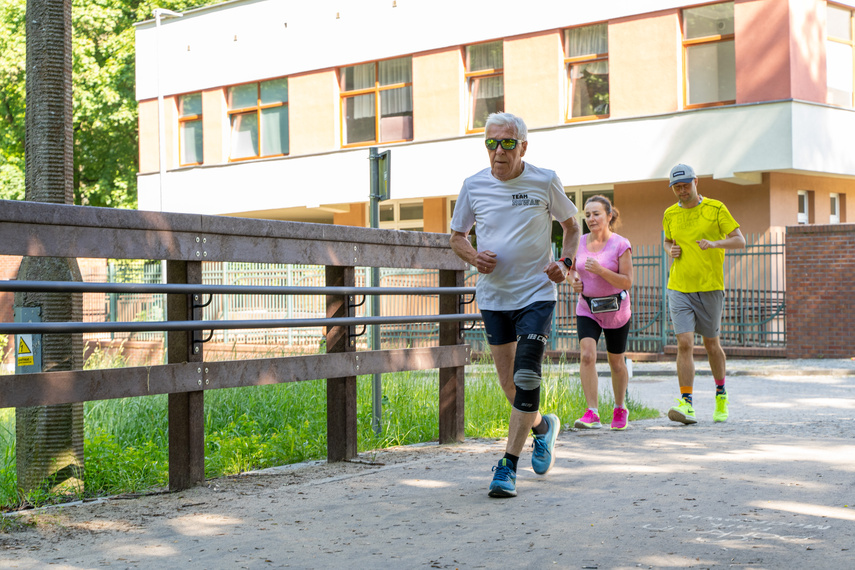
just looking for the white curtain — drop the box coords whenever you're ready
[472,75,503,101]
[467,41,503,72]
[566,23,608,58]
[350,64,376,119]
[230,113,258,159]
[380,57,412,115]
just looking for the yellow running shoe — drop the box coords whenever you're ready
[713,392,729,422]
[668,398,697,425]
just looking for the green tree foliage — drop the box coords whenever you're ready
[0,0,26,201]
[0,0,221,208]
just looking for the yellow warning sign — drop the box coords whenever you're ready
[17,334,34,367]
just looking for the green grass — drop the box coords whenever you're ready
[0,357,659,512]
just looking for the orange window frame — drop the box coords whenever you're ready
[177,93,203,167]
[339,58,413,148]
[681,3,736,109]
[827,3,855,108]
[564,23,610,123]
[464,41,504,133]
[226,81,289,162]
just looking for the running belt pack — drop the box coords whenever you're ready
[583,291,626,314]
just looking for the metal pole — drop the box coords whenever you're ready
[154,8,183,212]
[368,147,382,435]
[660,231,668,351]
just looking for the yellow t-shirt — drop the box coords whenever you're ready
[662,197,739,292]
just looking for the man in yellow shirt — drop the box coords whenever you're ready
[662,164,745,424]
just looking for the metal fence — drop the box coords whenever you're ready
[81,231,785,357]
[551,231,786,354]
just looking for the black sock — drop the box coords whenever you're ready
[502,453,519,472]
[531,416,548,436]
[716,385,726,396]
[681,393,693,405]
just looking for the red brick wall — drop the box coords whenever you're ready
[0,255,22,324]
[786,224,855,358]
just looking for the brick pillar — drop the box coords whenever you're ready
[785,224,855,358]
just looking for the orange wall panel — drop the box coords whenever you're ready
[735,0,792,103]
[138,99,159,174]
[202,88,226,165]
[504,31,563,128]
[289,70,340,154]
[165,97,177,170]
[769,172,855,226]
[609,11,681,118]
[423,197,447,234]
[413,48,464,140]
[790,0,826,103]
[613,181,679,247]
[615,176,770,248]
[333,203,367,227]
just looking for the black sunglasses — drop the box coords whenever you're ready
[484,138,520,151]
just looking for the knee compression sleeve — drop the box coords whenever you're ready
[512,334,547,412]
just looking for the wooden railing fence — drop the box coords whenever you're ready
[0,200,476,490]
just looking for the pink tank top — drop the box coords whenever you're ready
[573,233,632,329]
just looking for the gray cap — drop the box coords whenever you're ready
[669,164,696,186]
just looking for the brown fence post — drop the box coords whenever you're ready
[166,260,205,489]
[325,265,357,461]
[438,269,465,443]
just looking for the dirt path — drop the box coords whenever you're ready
[2,359,854,569]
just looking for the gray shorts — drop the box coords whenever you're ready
[667,289,724,338]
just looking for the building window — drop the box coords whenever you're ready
[830,193,841,224]
[341,57,413,146]
[682,2,736,107]
[827,4,854,108]
[466,41,503,131]
[564,23,609,121]
[178,93,203,166]
[798,190,811,224]
[227,78,289,161]
[379,200,423,231]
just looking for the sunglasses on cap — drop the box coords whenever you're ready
[484,138,520,151]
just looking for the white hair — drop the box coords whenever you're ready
[484,112,527,141]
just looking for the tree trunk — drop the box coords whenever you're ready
[15,0,84,498]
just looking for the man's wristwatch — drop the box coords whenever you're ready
[558,257,574,271]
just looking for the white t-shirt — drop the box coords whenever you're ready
[450,162,577,310]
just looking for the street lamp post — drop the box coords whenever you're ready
[154,8,183,212]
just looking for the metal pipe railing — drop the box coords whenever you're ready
[0,280,475,297]
[0,313,481,335]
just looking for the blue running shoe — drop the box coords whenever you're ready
[531,413,560,475]
[488,458,517,498]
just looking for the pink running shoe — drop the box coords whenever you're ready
[574,409,601,429]
[611,407,628,430]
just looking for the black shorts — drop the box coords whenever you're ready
[576,315,630,354]
[481,301,555,345]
